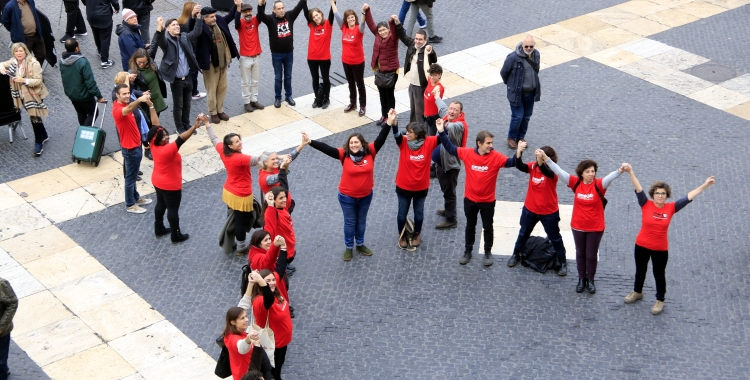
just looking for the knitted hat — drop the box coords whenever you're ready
[122,8,137,21]
[200,6,218,15]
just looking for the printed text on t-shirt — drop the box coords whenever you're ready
[277,22,291,37]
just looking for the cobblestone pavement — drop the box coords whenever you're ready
[59,54,750,378]
[0,0,625,183]
[7,340,50,380]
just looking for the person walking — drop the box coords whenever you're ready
[256,0,307,108]
[397,0,425,29]
[507,143,568,276]
[333,2,366,116]
[500,35,540,149]
[395,20,436,129]
[431,94,466,230]
[117,8,147,71]
[191,5,240,124]
[364,5,399,126]
[0,277,18,380]
[1,0,46,66]
[123,0,153,45]
[85,0,119,69]
[152,16,202,133]
[60,39,107,127]
[623,166,715,315]
[147,108,207,243]
[304,111,391,260]
[403,0,441,43]
[436,122,517,266]
[234,0,265,113]
[61,0,88,42]
[303,0,334,109]
[0,42,50,156]
[176,1,206,100]
[541,153,628,294]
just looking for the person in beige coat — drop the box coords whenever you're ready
[0,42,50,156]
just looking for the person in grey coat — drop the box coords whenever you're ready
[500,35,541,149]
[432,94,467,230]
[152,16,202,133]
[0,277,18,379]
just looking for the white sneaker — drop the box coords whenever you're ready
[74,32,88,36]
[126,205,147,214]
[192,92,206,100]
[136,197,153,205]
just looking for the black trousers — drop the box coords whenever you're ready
[436,162,459,223]
[234,210,252,242]
[377,81,397,118]
[633,244,669,301]
[342,61,366,107]
[307,59,331,95]
[136,11,151,44]
[91,24,113,62]
[170,78,193,132]
[154,187,182,231]
[64,0,87,36]
[424,114,439,136]
[464,198,495,254]
[23,33,45,65]
[273,345,288,380]
[71,99,97,126]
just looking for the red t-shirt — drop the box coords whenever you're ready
[150,141,182,191]
[307,20,333,60]
[456,148,509,203]
[223,332,251,380]
[264,206,296,258]
[635,200,676,251]
[568,177,607,232]
[395,136,439,191]
[217,143,253,197]
[423,82,444,117]
[258,169,293,209]
[252,273,293,348]
[340,23,365,65]
[523,162,558,215]
[337,142,376,198]
[238,16,262,57]
[112,101,141,149]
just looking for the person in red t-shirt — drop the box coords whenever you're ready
[303,0,335,108]
[334,3,366,116]
[264,185,298,278]
[234,1,266,113]
[221,307,265,380]
[623,166,715,315]
[437,123,516,267]
[258,138,306,214]
[146,107,207,242]
[508,142,568,276]
[423,64,444,179]
[305,113,391,261]
[207,124,260,255]
[543,153,627,294]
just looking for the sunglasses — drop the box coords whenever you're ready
[523,45,535,49]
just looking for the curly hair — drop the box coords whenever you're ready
[343,133,372,157]
[575,160,598,178]
[648,181,672,199]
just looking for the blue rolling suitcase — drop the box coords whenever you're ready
[71,103,107,166]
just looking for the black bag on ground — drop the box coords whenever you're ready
[520,236,559,274]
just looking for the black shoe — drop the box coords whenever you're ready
[286,263,296,272]
[321,96,330,109]
[171,231,190,243]
[576,278,588,293]
[289,305,295,319]
[459,251,471,265]
[429,35,443,43]
[483,252,494,266]
[435,220,457,229]
[59,34,73,43]
[507,252,520,267]
[138,171,143,175]
[557,260,568,276]
[588,279,596,294]
[274,98,281,108]
[244,103,255,113]
[155,222,171,237]
[136,176,142,181]
[285,97,296,106]
[285,268,294,277]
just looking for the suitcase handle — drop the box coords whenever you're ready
[93,101,107,129]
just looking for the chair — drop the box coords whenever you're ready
[0,74,26,143]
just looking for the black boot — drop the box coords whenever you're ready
[507,251,520,267]
[171,229,190,243]
[557,260,568,276]
[587,279,596,294]
[576,278,588,293]
[154,221,171,237]
[313,85,323,108]
[321,84,330,109]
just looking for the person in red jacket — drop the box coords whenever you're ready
[248,231,284,271]
[264,185,297,268]
[623,166,714,315]
[363,4,399,125]
[303,0,335,108]
[393,112,441,250]
[234,0,266,113]
[437,121,517,267]
[542,152,628,294]
[333,2,366,116]
[508,142,568,275]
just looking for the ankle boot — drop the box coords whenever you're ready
[587,279,596,294]
[557,260,568,276]
[236,238,250,255]
[507,251,520,267]
[154,221,171,237]
[171,229,189,243]
[313,86,323,108]
[576,278,588,293]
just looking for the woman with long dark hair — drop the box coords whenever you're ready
[221,306,262,380]
[304,0,335,109]
[333,2,366,116]
[363,4,400,125]
[264,185,297,271]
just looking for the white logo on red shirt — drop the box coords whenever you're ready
[410,154,425,161]
[314,27,326,36]
[531,176,545,184]
[471,165,488,172]
[652,212,668,220]
[577,193,594,201]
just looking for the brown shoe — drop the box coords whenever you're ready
[217,112,230,121]
[410,233,421,247]
[250,101,265,110]
[244,104,254,113]
[436,209,445,216]
[398,236,408,250]
[358,106,366,117]
[507,138,517,149]
[211,114,221,124]
[344,104,356,113]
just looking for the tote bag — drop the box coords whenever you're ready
[250,311,276,366]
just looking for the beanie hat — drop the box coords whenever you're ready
[122,8,137,21]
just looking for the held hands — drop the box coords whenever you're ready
[258,0,265,6]
[535,148,548,161]
[248,270,263,284]
[618,163,629,173]
[128,73,137,82]
[234,0,243,7]
[362,4,369,12]
[280,155,292,169]
[273,235,286,248]
[12,77,25,83]
[193,4,202,16]
[246,329,260,344]
[425,45,432,54]
[431,86,440,98]
[517,140,527,153]
[386,108,397,126]
[265,191,275,207]
[138,93,151,104]
[389,14,398,23]
[435,118,444,133]
[0,66,6,75]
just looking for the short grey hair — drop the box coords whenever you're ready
[258,151,275,169]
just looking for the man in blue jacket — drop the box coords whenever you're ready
[60,39,107,126]
[500,35,541,149]
[117,8,146,70]
[1,0,45,65]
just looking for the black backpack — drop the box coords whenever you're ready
[520,236,559,274]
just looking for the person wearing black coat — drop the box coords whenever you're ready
[394,19,436,129]
[123,0,153,44]
[61,0,87,42]
[86,0,120,68]
[499,35,541,150]
[1,0,45,65]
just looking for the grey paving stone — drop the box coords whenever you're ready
[7,339,50,380]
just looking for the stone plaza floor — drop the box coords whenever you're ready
[0,0,749,379]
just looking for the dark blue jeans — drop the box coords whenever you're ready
[0,333,9,380]
[513,206,566,260]
[338,191,373,249]
[397,192,426,234]
[508,92,535,140]
[271,52,294,99]
[398,0,425,25]
[122,146,142,207]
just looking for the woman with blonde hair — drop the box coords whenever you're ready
[0,43,50,156]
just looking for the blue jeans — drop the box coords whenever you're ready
[513,206,566,260]
[398,1,425,25]
[397,192,426,234]
[338,192,373,249]
[271,52,294,99]
[122,146,142,207]
[508,92,535,140]
[0,333,10,380]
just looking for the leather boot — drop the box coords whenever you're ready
[154,221,171,237]
[507,251,520,267]
[557,260,568,276]
[587,279,596,294]
[171,229,190,243]
[313,86,323,108]
[576,278,588,293]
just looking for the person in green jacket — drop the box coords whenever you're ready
[0,277,18,379]
[60,38,107,126]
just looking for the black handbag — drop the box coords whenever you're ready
[214,337,232,378]
[374,71,397,88]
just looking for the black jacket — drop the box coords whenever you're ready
[397,23,437,89]
[86,0,119,28]
[152,18,202,83]
[122,0,153,15]
[189,7,239,70]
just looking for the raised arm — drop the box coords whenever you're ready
[222,2,239,24]
[206,124,221,146]
[334,10,343,27]
[601,163,626,189]
[436,119,458,158]
[687,176,715,201]
[395,19,411,46]
[234,0,242,29]
[288,0,307,22]
[121,93,149,116]
[373,123,390,153]
[514,141,529,173]
[541,152,571,184]
[256,0,268,24]
[188,16,203,44]
[387,109,402,146]
[328,3,335,24]
[309,139,341,159]
[363,5,377,35]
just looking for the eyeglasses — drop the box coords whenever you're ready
[136,60,148,65]
[654,192,667,196]
[523,45,535,49]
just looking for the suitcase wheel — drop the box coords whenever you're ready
[76,160,81,164]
